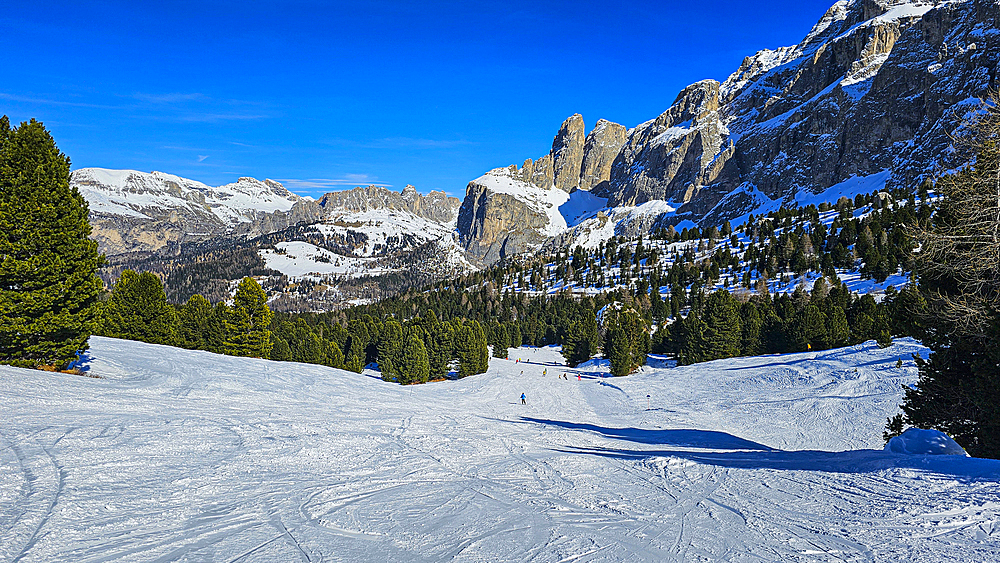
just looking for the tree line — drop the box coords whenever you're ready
[3,113,1000,458]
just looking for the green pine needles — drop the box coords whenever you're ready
[0,117,103,370]
[224,277,273,358]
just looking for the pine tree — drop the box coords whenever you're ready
[377,320,404,379]
[562,314,599,367]
[797,304,828,351]
[827,305,850,348]
[0,117,103,369]
[677,314,707,366]
[224,277,273,358]
[702,290,742,360]
[491,323,509,359]
[603,307,648,376]
[345,353,364,373]
[398,333,430,384]
[178,294,212,350]
[271,336,292,361]
[204,302,230,354]
[324,340,344,369]
[101,270,178,346]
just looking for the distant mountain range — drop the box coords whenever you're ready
[73,0,997,307]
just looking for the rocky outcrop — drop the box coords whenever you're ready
[551,114,586,192]
[598,79,736,211]
[579,119,627,191]
[457,169,566,264]
[458,0,1000,257]
[73,168,308,255]
[317,185,460,223]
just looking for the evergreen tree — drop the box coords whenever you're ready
[562,314,599,367]
[702,290,742,360]
[178,294,213,350]
[224,277,273,358]
[398,333,430,384]
[324,340,345,369]
[739,300,764,356]
[271,336,292,361]
[204,302,230,354]
[377,320,404,379]
[677,313,707,366]
[101,270,178,346]
[345,353,364,373]
[425,320,453,379]
[827,305,850,348]
[470,320,490,374]
[603,307,648,376]
[797,305,828,351]
[0,117,103,369]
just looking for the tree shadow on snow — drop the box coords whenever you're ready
[518,417,775,451]
[519,417,1000,479]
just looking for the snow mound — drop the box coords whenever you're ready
[885,428,969,456]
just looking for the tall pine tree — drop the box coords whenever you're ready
[224,277,273,358]
[101,270,178,346]
[0,117,103,369]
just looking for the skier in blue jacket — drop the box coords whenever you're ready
[521,393,526,405]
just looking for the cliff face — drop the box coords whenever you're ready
[457,0,1000,263]
[73,168,315,255]
[317,185,460,224]
[457,168,568,264]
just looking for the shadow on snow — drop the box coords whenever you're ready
[517,417,1000,479]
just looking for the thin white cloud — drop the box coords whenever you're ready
[197,155,209,162]
[132,92,207,104]
[278,176,393,193]
[322,137,475,149]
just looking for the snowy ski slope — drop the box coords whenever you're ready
[2,337,999,561]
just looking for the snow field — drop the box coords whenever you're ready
[1,337,999,561]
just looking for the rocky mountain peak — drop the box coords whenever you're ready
[317,184,460,224]
[551,113,586,193]
[456,0,993,264]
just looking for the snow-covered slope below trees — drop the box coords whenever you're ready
[2,336,998,561]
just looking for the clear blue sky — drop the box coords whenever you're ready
[1,1,836,198]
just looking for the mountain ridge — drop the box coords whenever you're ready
[456,0,993,264]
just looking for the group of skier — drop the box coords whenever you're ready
[516,360,581,405]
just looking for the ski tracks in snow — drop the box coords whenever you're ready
[2,337,1000,561]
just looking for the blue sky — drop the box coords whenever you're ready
[1,1,836,198]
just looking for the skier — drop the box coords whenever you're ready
[521,393,526,405]
[577,374,581,381]
[543,368,547,377]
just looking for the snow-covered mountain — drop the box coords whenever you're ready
[457,0,998,264]
[73,168,320,255]
[78,168,472,309]
[3,336,997,561]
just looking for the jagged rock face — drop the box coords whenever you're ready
[721,0,995,205]
[457,169,566,264]
[317,185,460,223]
[579,119,627,192]
[551,114,586,192]
[599,80,736,209]
[459,0,999,255]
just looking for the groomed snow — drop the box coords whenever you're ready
[2,336,999,561]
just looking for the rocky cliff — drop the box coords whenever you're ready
[317,184,460,224]
[73,168,317,255]
[457,0,1000,264]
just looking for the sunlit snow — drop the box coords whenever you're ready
[2,336,999,561]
